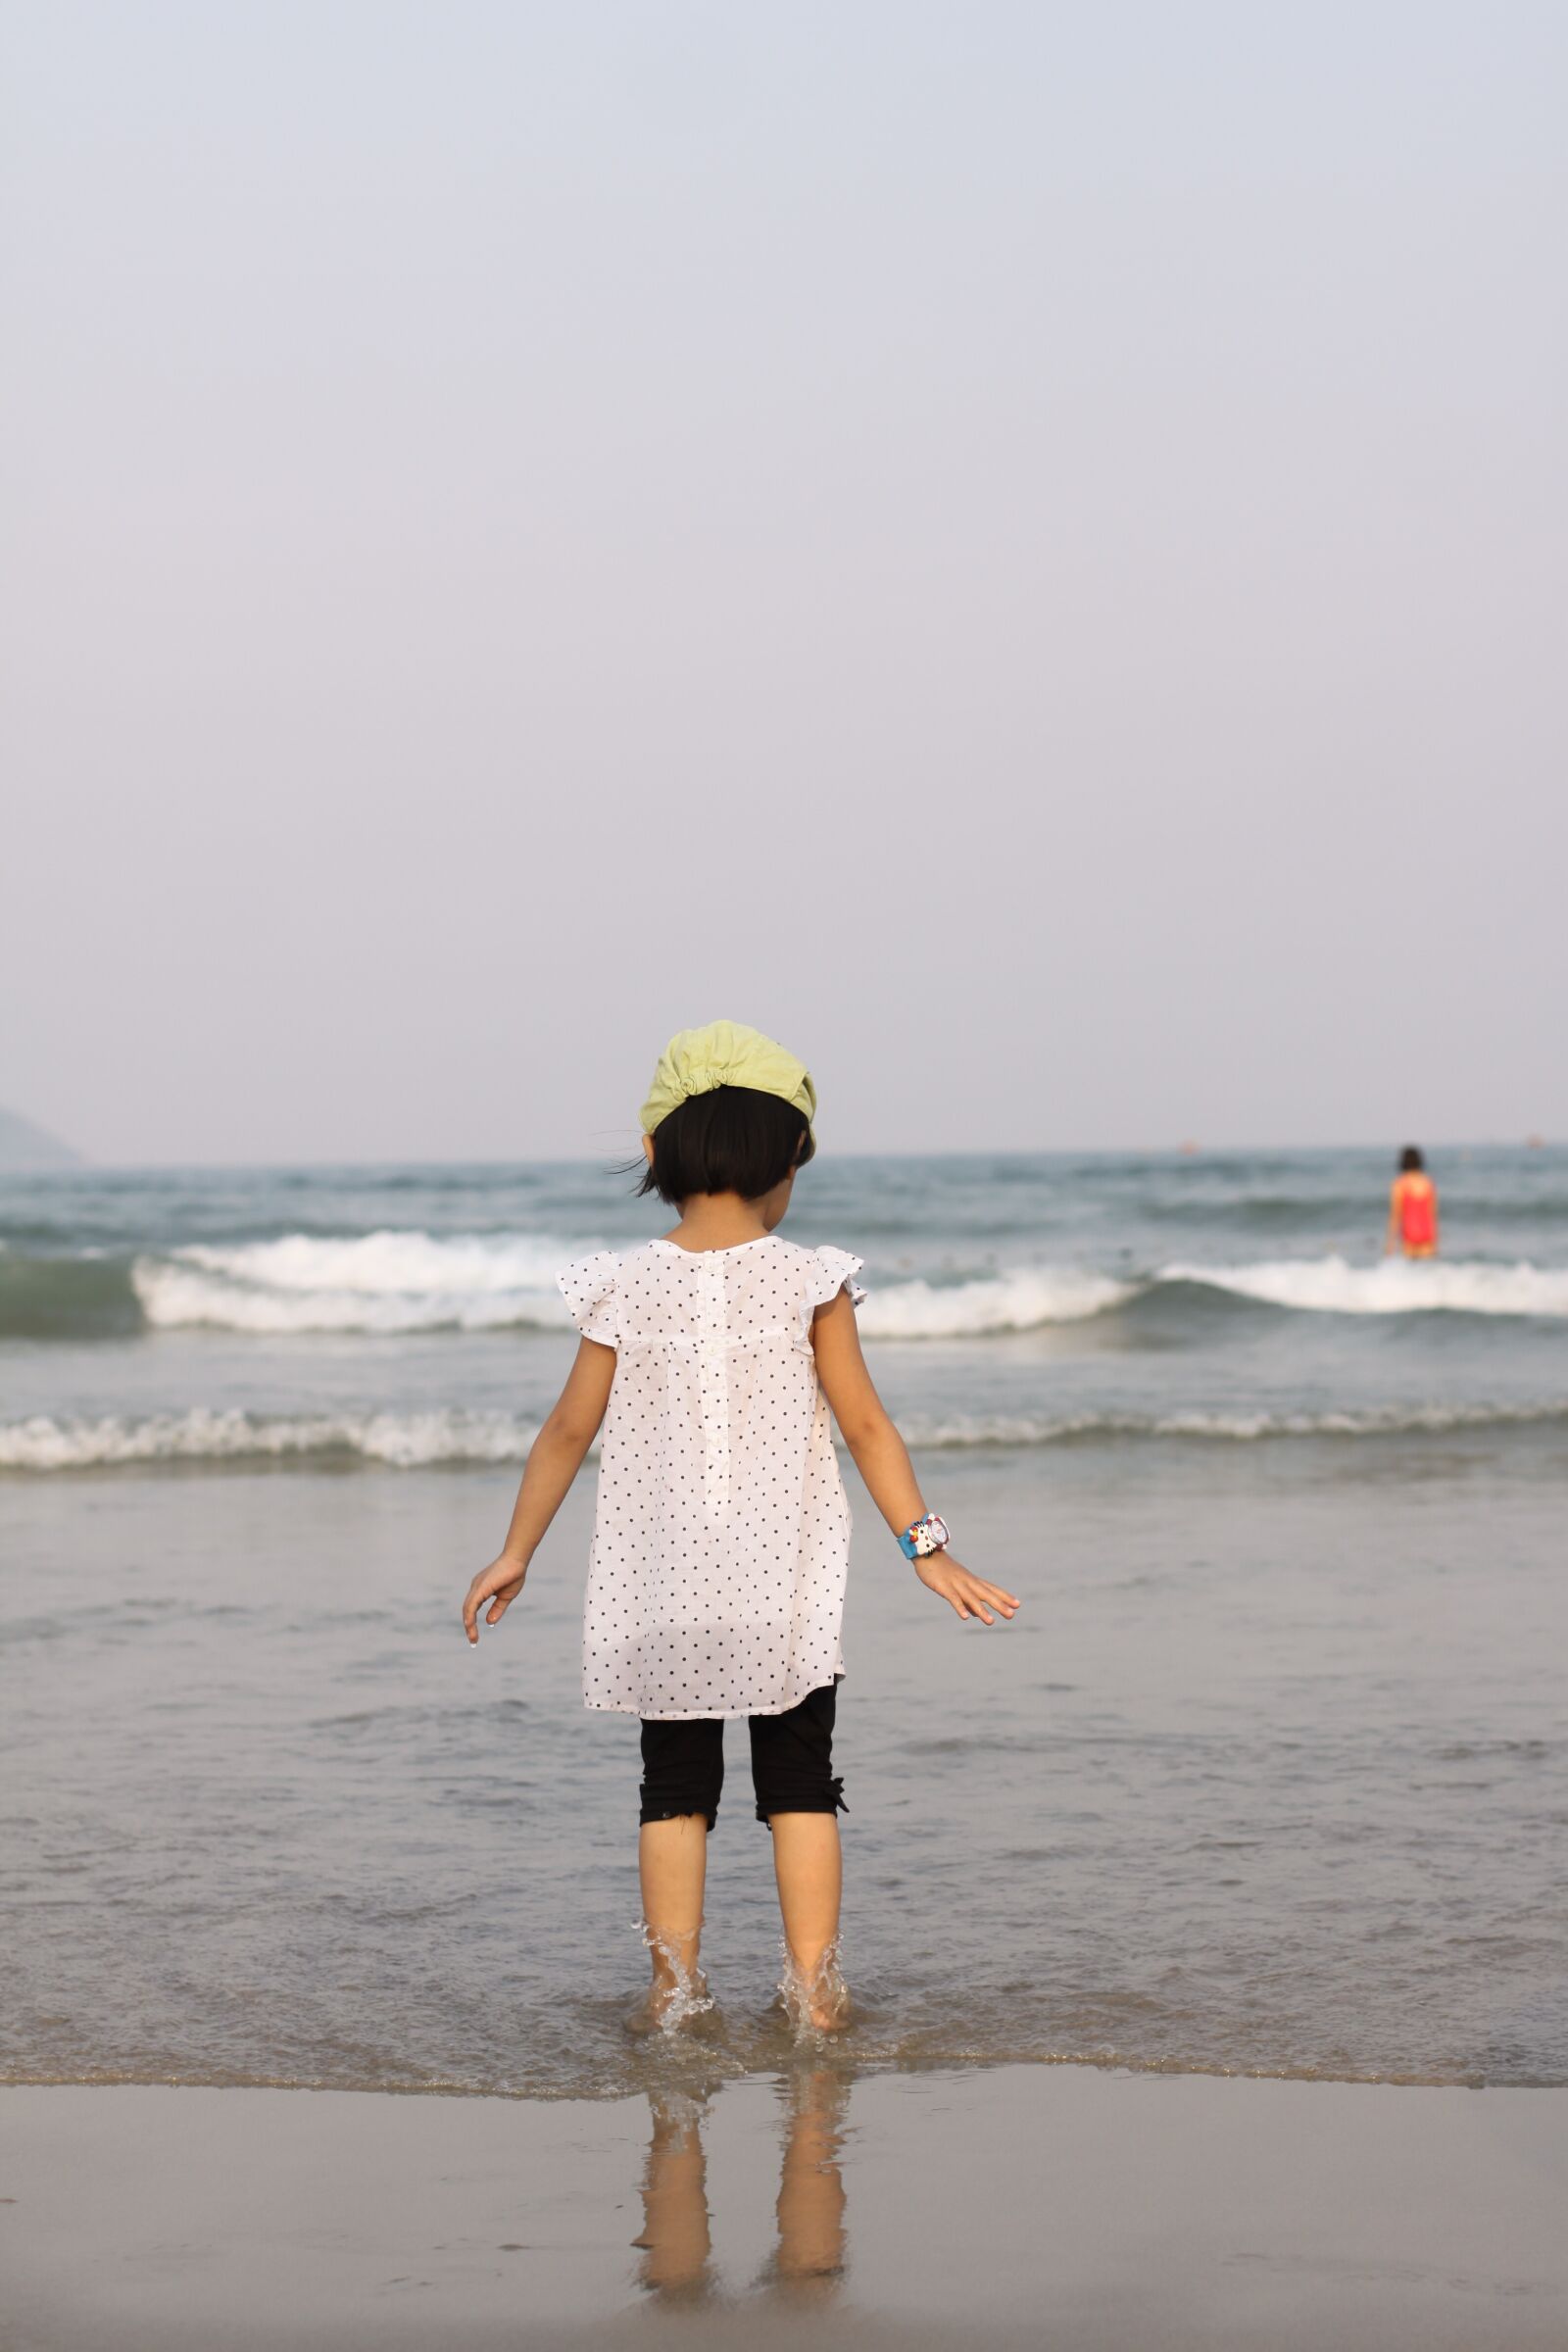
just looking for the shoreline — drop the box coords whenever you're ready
[0,2045,1517,2094]
[4,2065,1564,2350]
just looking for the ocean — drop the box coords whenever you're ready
[3,1146,1566,2095]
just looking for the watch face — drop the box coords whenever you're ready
[925,1515,950,1550]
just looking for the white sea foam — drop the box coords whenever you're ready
[134,1232,575,1334]
[175,1232,570,1295]
[0,1407,542,1471]
[1158,1255,1568,1317]
[6,1398,1565,1472]
[901,1401,1568,1446]
[857,1268,1131,1338]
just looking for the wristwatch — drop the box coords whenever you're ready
[898,1512,950,1561]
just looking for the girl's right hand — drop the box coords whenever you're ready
[914,1554,1020,1626]
[462,1555,528,1643]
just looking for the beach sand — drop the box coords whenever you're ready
[3,2065,1563,2350]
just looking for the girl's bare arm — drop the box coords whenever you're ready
[810,1289,1020,1627]
[461,1339,616,1642]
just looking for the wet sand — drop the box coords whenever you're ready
[3,2065,1564,2350]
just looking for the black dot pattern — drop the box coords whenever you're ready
[556,1236,867,1721]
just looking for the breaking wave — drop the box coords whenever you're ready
[899,1400,1568,1445]
[863,1253,1568,1333]
[1154,1255,1568,1318]
[132,1232,575,1335]
[0,1252,143,1339]
[128,1238,1133,1338]
[6,1398,1567,1472]
[857,1268,1131,1336]
[0,1406,544,1472]
[6,1230,1568,1342]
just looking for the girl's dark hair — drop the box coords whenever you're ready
[632,1085,814,1205]
[1399,1145,1425,1172]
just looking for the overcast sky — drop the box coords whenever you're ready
[2,2,1563,1165]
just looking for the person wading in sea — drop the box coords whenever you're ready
[1386,1147,1439,1258]
[460,1021,1019,2038]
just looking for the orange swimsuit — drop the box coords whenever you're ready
[1397,1178,1436,1253]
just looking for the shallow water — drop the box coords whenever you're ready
[4,1446,1564,2094]
[4,1148,1566,2093]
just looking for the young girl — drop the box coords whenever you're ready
[461,1021,1019,2034]
[1386,1145,1439,1258]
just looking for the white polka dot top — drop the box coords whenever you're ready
[556,1236,868,1720]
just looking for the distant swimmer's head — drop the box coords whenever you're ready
[1398,1146,1425,1173]
[634,1021,816,1208]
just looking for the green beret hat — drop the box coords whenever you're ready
[640,1020,816,1143]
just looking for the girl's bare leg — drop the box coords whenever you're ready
[635,1815,710,2026]
[768,1813,849,2031]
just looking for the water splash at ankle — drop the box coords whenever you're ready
[775,1936,850,2038]
[635,1918,716,2034]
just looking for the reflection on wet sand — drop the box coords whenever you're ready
[762,2068,849,2301]
[632,2091,713,2301]
[633,2069,848,2307]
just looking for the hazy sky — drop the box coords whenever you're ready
[3,2,1563,1165]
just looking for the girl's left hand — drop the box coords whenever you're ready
[914,1554,1020,1625]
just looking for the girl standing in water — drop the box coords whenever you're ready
[461,1021,1019,2033]
[1386,1146,1440,1258]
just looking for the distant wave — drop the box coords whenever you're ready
[1155,1256,1568,1318]
[869,1254,1568,1332]
[901,1401,1568,1446]
[129,1237,1131,1338]
[6,1399,1568,1472]
[859,1260,1568,1336]
[857,1269,1131,1336]
[132,1232,575,1335]
[0,1406,544,1471]
[6,1231,1568,1342]
[0,1252,143,1339]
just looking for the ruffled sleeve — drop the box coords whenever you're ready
[557,1250,620,1347]
[807,1245,867,1316]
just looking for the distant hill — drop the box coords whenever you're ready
[0,1105,83,1169]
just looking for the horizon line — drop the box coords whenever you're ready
[8,1134,1561,1178]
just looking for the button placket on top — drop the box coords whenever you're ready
[698,1256,730,1525]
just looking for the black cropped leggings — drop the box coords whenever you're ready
[639,1680,846,1832]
